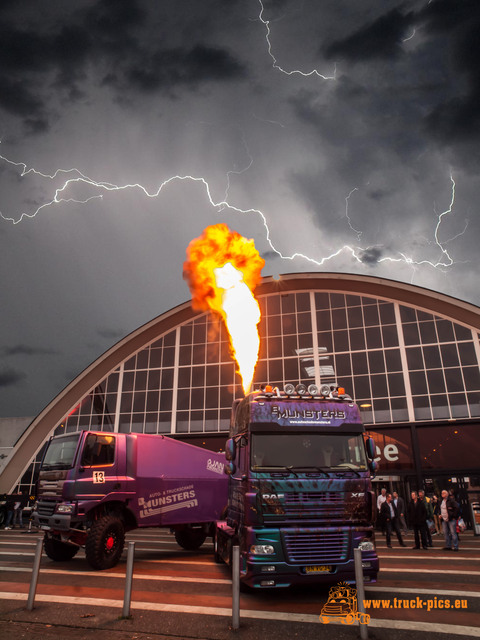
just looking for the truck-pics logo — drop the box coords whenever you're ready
[138,485,198,519]
[207,458,225,475]
[320,581,370,625]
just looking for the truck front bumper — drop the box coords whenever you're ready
[241,526,379,588]
[32,510,73,531]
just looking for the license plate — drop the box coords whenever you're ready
[305,565,333,573]
[40,525,50,530]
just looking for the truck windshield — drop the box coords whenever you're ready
[42,433,81,470]
[251,433,368,471]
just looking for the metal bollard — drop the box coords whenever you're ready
[26,537,43,611]
[231,545,240,630]
[354,547,368,640]
[123,541,135,618]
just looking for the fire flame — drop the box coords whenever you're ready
[183,224,265,394]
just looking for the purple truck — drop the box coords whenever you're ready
[32,431,228,569]
[214,383,379,588]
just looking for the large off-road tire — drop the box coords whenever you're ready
[174,527,207,550]
[85,515,125,570]
[213,530,224,564]
[44,536,79,561]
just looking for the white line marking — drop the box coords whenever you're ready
[382,568,480,575]
[0,592,479,635]
[366,585,479,598]
[0,566,230,584]
[379,554,480,561]
[2,566,478,597]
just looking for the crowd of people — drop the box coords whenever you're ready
[0,492,28,530]
[377,487,462,551]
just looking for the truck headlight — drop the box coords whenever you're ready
[56,504,74,514]
[358,540,375,552]
[250,544,275,555]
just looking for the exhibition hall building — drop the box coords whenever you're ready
[2,273,480,523]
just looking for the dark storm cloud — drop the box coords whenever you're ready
[420,0,480,142]
[0,368,26,388]
[359,247,384,265]
[261,250,281,261]
[123,44,247,93]
[0,0,247,131]
[2,345,57,357]
[324,8,415,61]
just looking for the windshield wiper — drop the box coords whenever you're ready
[253,466,299,477]
[331,463,362,477]
[288,466,330,477]
[43,462,71,470]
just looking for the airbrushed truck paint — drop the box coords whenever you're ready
[35,432,228,531]
[218,393,379,588]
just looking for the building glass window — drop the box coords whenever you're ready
[19,287,480,498]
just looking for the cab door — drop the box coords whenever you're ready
[75,433,124,500]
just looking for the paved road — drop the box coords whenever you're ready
[0,527,479,639]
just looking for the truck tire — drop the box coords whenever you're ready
[213,531,223,564]
[44,536,79,561]
[174,527,207,550]
[85,515,125,570]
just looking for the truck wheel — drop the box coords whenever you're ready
[174,527,207,550]
[213,531,223,564]
[44,536,79,561]
[85,515,125,569]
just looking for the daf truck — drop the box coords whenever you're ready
[214,383,379,588]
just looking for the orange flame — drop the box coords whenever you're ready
[183,224,265,394]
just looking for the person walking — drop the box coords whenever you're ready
[393,491,407,533]
[377,488,387,533]
[440,489,460,551]
[419,490,433,547]
[407,491,428,550]
[12,491,27,528]
[3,494,15,530]
[380,493,407,548]
[431,494,442,534]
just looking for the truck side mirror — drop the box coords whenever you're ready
[225,461,236,475]
[369,459,378,478]
[225,438,236,461]
[365,437,376,460]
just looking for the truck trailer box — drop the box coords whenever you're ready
[132,434,228,526]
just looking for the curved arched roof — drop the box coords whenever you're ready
[2,272,479,492]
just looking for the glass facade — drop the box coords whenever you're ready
[15,288,480,495]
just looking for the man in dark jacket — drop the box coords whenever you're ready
[419,490,433,547]
[407,491,428,550]
[393,491,407,533]
[440,489,460,551]
[380,493,407,548]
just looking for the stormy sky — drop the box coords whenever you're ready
[1,0,480,417]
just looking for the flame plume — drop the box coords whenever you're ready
[183,224,264,394]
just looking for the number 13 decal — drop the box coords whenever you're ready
[93,471,105,484]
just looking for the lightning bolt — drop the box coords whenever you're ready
[257,0,336,80]
[0,149,465,274]
[344,187,362,240]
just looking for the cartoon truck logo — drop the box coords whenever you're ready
[320,581,370,625]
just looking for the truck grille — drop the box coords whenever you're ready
[282,530,349,564]
[283,492,345,519]
[36,501,57,517]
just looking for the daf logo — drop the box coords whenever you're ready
[351,492,365,497]
[262,493,284,500]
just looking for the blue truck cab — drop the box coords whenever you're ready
[214,383,379,588]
